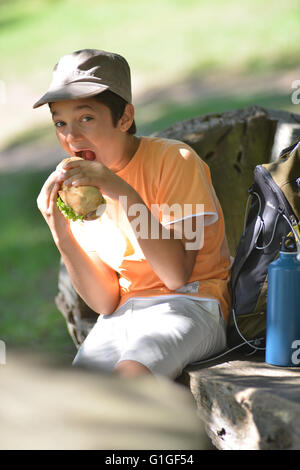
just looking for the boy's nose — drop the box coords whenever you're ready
[66,124,84,143]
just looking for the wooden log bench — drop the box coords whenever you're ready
[55,105,300,450]
[186,352,300,450]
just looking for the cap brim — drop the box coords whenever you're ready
[33,82,109,109]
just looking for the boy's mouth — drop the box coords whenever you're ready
[74,150,96,161]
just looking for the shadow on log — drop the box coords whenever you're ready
[0,350,210,450]
[55,105,300,349]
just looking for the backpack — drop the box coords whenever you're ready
[227,140,300,352]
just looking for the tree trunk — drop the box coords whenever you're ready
[55,105,300,348]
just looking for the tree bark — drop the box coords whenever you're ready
[188,355,300,450]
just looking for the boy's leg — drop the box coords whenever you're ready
[113,360,152,377]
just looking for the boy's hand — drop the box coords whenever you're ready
[60,159,134,201]
[37,170,72,244]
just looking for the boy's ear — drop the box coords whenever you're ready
[119,104,135,132]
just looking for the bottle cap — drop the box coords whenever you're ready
[280,236,297,253]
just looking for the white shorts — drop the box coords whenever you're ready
[72,296,227,379]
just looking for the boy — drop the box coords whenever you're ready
[35,49,231,378]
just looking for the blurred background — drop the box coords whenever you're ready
[1,0,300,361]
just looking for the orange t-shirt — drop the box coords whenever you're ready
[70,136,232,322]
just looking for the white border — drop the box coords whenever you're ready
[162,211,218,227]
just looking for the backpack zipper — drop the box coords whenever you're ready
[256,166,298,225]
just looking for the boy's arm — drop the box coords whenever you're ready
[37,170,120,315]
[56,232,120,315]
[125,188,200,291]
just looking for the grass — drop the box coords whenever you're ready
[1,0,300,83]
[0,169,76,356]
[136,90,295,136]
[1,0,300,355]
[1,0,300,149]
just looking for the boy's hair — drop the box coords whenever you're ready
[94,90,136,135]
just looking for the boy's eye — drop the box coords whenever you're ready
[54,121,65,128]
[82,116,93,123]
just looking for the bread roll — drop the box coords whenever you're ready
[56,157,105,221]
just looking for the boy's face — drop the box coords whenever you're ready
[49,97,130,164]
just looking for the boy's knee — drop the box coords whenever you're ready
[113,360,152,377]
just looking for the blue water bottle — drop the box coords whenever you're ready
[266,235,300,367]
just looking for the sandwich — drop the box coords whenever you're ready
[56,156,105,221]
